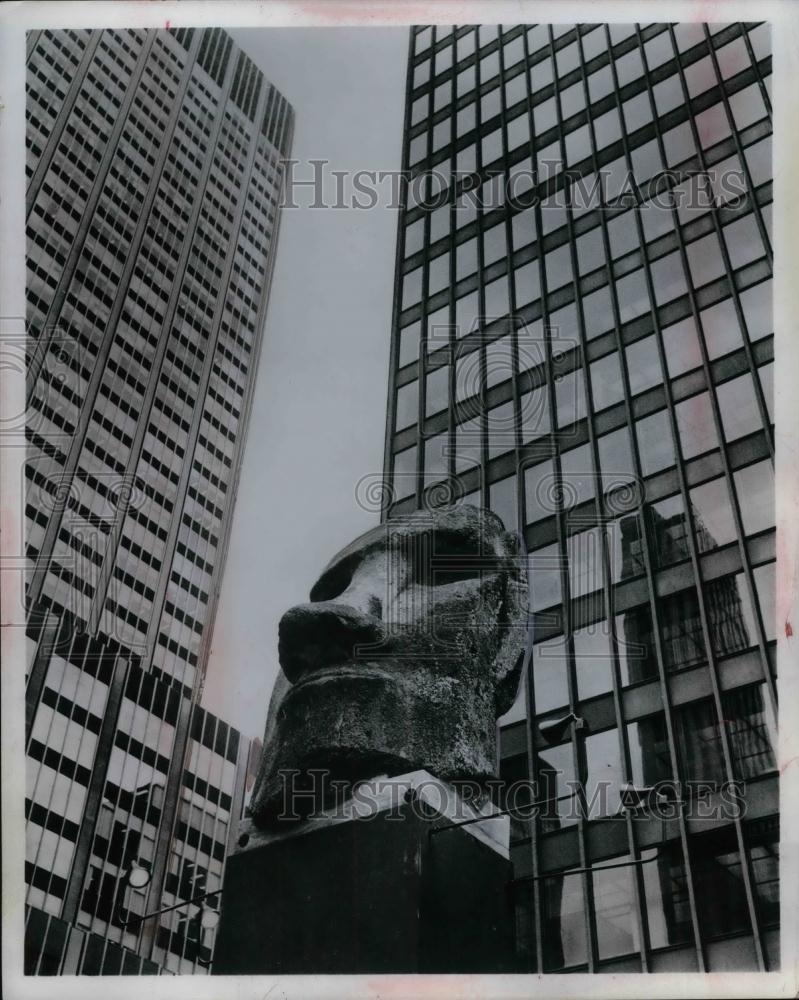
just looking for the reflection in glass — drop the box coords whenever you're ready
[592,855,639,959]
[628,713,671,787]
[567,527,605,599]
[692,839,751,938]
[675,697,725,783]
[641,844,693,949]
[616,607,659,685]
[660,588,704,672]
[690,477,737,550]
[607,512,645,583]
[541,871,587,970]
[722,683,776,781]
[649,493,690,567]
[705,572,755,657]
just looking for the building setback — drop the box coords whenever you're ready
[24,26,292,972]
[384,23,776,972]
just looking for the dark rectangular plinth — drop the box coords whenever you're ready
[214,799,516,974]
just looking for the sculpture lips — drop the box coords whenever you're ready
[278,602,387,684]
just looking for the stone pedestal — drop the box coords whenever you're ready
[213,770,516,974]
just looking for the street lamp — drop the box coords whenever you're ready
[125,860,152,890]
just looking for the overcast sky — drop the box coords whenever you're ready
[201,28,408,738]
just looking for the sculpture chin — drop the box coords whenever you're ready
[249,668,498,828]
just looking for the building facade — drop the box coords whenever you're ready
[384,22,776,972]
[24,26,292,972]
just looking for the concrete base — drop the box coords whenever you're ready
[213,770,517,974]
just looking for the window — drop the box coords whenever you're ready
[584,730,624,818]
[598,427,636,489]
[514,260,540,307]
[690,476,737,550]
[531,634,569,713]
[582,285,614,339]
[541,870,587,970]
[723,212,766,270]
[734,460,775,536]
[574,622,613,700]
[641,844,693,948]
[520,383,550,441]
[607,211,638,259]
[616,268,651,322]
[675,392,719,459]
[529,542,562,611]
[692,836,752,939]
[740,280,772,341]
[706,572,756,656]
[424,430,449,482]
[753,561,776,641]
[425,364,449,417]
[567,526,604,598]
[616,606,659,684]
[607,512,645,583]
[686,232,726,288]
[590,352,624,411]
[560,442,595,508]
[700,298,743,359]
[660,587,704,671]
[490,475,517,532]
[592,854,639,958]
[626,335,661,395]
[722,683,776,781]
[393,445,417,497]
[487,400,515,460]
[717,372,762,442]
[576,226,606,276]
[628,713,671,786]
[524,458,555,523]
[545,244,573,291]
[662,316,703,377]
[636,409,676,475]
[555,367,586,428]
[649,493,690,567]
[395,379,418,430]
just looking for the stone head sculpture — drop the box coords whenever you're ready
[249,504,528,826]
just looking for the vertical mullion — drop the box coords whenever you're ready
[544,24,598,975]
[523,31,552,975]
[497,28,524,535]
[701,24,773,268]
[555,25,651,972]
[652,25,777,713]
[612,23,766,970]
[383,27,415,521]
[580,23,708,972]
[415,27,436,510]
[738,23,772,116]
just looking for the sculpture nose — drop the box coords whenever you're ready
[278,602,387,683]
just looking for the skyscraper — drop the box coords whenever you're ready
[24,26,292,972]
[384,22,776,972]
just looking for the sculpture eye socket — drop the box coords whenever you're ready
[309,556,358,602]
[413,529,487,587]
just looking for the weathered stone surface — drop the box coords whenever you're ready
[249,504,528,827]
